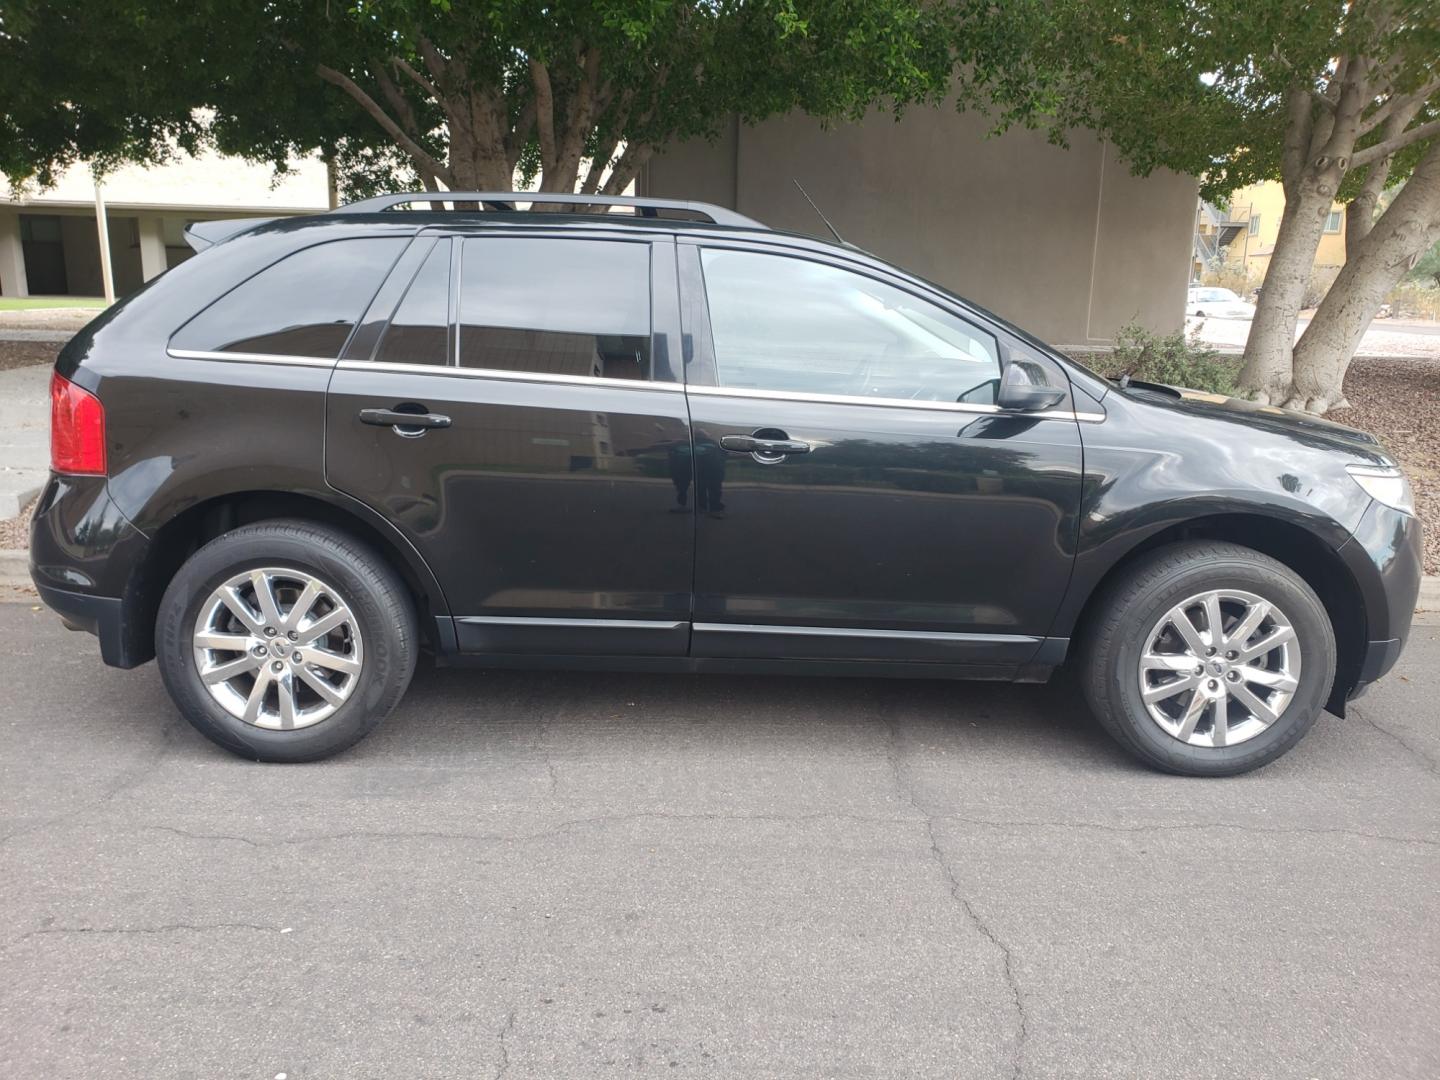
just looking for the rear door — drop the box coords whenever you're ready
[325,230,695,656]
[679,240,1084,669]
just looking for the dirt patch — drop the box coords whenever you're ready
[0,340,58,371]
[0,497,35,549]
[1331,356,1440,574]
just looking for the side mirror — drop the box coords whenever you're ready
[996,361,1066,412]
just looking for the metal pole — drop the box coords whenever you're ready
[94,180,115,304]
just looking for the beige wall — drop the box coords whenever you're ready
[644,109,1196,347]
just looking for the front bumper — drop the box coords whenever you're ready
[29,474,154,668]
[1337,498,1423,698]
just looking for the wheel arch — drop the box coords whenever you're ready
[126,489,450,666]
[1061,513,1365,715]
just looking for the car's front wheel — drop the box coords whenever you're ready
[156,520,418,762]
[1080,541,1336,776]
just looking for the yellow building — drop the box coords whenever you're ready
[1193,181,1346,280]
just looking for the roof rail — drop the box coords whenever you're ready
[333,191,766,229]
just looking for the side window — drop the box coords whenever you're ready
[699,248,1001,404]
[458,238,650,381]
[172,238,405,358]
[374,239,451,366]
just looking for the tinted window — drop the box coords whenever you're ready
[458,238,650,381]
[700,249,1001,404]
[173,238,405,357]
[374,239,451,366]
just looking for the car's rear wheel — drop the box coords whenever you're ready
[1080,541,1335,776]
[156,520,417,762]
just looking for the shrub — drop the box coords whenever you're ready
[1198,264,1262,298]
[1100,323,1242,395]
[1383,281,1439,321]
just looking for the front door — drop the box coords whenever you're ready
[326,231,694,656]
[679,241,1083,668]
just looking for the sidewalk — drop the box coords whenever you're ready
[0,363,50,520]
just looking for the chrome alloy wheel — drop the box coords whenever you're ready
[1138,589,1301,748]
[192,567,364,730]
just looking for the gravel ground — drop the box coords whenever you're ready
[1333,355,1440,573]
[0,497,34,549]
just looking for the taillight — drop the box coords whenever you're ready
[50,372,107,475]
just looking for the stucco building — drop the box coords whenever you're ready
[0,152,330,302]
[642,109,1198,349]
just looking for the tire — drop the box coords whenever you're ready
[156,519,418,762]
[1080,541,1335,777]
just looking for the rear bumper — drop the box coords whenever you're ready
[32,582,140,667]
[29,474,154,668]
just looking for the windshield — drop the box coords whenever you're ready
[1191,288,1240,303]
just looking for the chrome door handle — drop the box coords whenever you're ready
[720,434,811,455]
[359,407,452,433]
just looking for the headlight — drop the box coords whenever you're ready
[1347,464,1414,515]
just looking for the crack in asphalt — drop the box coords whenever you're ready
[932,814,1440,849]
[129,810,1438,851]
[885,721,1029,1080]
[0,717,182,850]
[1350,702,1440,777]
[493,1008,516,1080]
[11,921,283,948]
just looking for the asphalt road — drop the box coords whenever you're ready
[2,603,1436,1080]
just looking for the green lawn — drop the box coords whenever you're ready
[0,296,107,310]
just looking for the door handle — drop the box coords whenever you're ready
[359,407,452,433]
[720,434,811,456]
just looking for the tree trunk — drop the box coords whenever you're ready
[1289,141,1440,413]
[1236,177,1339,403]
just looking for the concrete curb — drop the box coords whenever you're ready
[0,548,29,587]
[0,483,42,522]
[1,547,1436,623]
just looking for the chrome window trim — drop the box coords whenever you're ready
[334,358,685,393]
[168,351,1102,419]
[687,383,1104,422]
[168,348,339,368]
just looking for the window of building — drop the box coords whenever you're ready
[374,239,451,366]
[699,248,1001,405]
[1325,210,1343,233]
[457,238,651,381]
[1248,215,1261,236]
[172,238,406,358]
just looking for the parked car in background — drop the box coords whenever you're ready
[1187,286,1258,319]
[32,193,1420,776]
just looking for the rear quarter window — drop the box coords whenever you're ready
[171,237,407,358]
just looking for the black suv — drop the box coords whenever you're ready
[32,192,1421,775]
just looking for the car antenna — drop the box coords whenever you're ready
[793,179,846,246]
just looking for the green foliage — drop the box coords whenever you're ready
[1406,241,1440,288]
[0,1,986,198]
[1101,324,1241,395]
[976,1,1440,202]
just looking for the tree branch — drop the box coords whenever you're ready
[1358,77,1440,136]
[415,35,452,91]
[393,57,441,103]
[1352,115,1440,167]
[529,58,558,170]
[316,62,452,184]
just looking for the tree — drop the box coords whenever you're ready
[0,1,991,202]
[980,0,1440,413]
